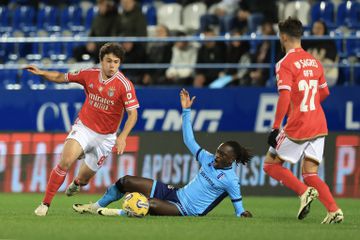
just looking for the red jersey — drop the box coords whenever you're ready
[65,68,139,134]
[276,48,328,141]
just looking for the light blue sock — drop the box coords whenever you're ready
[96,184,124,207]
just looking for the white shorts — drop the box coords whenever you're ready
[66,120,116,171]
[268,130,325,164]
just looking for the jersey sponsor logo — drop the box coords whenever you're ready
[200,170,215,187]
[125,99,136,105]
[88,93,115,111]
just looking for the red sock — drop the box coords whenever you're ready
[263,163,308,196]
[303,173,338,212]
[42,165,67,206]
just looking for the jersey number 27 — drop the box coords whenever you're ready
[298,80,318,112]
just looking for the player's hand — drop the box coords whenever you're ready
[180,88,196,109]
[267,128,279,148]
[241,210,253,218]
[23,65,42,75]
[115,136,126,155]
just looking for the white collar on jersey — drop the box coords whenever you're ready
[98,70,119,85]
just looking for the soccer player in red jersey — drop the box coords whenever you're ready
[263,17,343,224]
[25,43,139,216]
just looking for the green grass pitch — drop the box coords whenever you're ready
[0,193,359,240]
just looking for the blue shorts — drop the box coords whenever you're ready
[150,180,187,216]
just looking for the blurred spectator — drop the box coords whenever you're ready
[241,21,281,86]
[73,0,120,63]
[143,25,173,85]
[303,20,339,86]
[193,27,226,87]
[229,0,278,34]
[121,41,147,85]
[199,0,242,35]
[7,0,38,8]
[165,31,198,85]
[117,0,147,36]
[222,28,251,85]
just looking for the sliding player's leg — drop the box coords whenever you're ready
[73,175,154,214]
[35,139,84,216]
[97,198,181,217]
[148,198,181,216]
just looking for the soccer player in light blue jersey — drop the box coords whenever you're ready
[73,89,253,218]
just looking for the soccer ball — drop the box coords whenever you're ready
[122,192,150,217]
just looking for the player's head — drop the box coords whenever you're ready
[214,141,252,169]
[278,17,303,52]
[99,43,125,78]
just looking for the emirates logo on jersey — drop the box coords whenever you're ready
[108,87,116,97]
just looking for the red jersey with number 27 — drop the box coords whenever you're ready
[276,48,328,141]
[65,68,139,134]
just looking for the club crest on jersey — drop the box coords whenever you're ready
[89,83,94,89]
[108,87,116,97]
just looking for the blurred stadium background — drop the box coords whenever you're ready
[0,0,359,239]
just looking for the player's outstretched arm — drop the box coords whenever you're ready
[180,89,201,156]
[24,65,66,83]
[116,109,138,155]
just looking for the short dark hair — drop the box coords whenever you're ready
[278,17,303,39]
[99,42,125,62]
[224,141,253,165]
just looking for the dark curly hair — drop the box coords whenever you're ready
[224,141,253,165]
[99,42,125,62]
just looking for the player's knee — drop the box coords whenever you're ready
[75,177,89,186]
[148,199,159,215]
[115,175,132,193]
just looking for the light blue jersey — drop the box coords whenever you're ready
[176,109,245,217]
